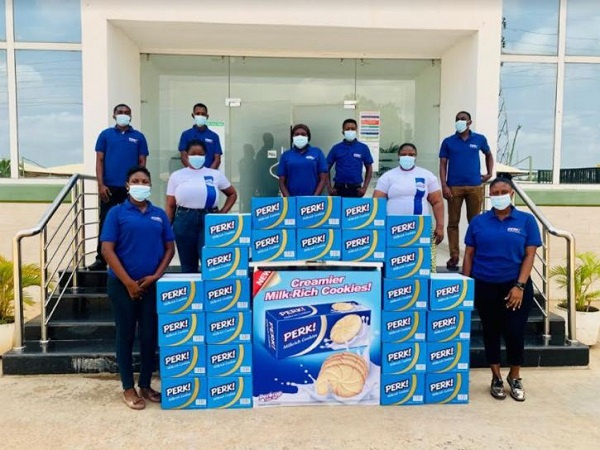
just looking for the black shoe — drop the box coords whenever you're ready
[506,376,526,402]
[87,260,107,271]
[490,377,506,400]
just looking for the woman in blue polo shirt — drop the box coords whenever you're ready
[277,124,328,196]
[101,166,175,410]
[462,177,541,402]
[165,140,237,273]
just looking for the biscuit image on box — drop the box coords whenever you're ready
[315,352,369,398]
[330,314,363,344]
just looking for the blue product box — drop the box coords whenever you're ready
[265,301,371,359]
[385,247,431,279]
[204,213,251,247]
[425,372,469,404]
[158,313,205,347]
[341,229,385,262]
[251,229,296,262]
[161,377,207,410]
[380,373,425,406]
[251,197,296,229]
[426,310,471,342]
[429,274,474,310]
[159,345,206,377]
[206,343,252,377]
[382,342,427,374]
[381,310,426,343]
[386,215,432,247]
[207,376,253,409]
[296,228,341,261]
[201,246,249,280]
[382,278,429,311]
[205,311,252,344]
[156,274,204,314]
[426,340,470,373]
[341,198,386,230]
[203,278,250,313]
[296,196,341,228]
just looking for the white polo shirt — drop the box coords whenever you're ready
[166,167,231,209]
[375,166,441,216]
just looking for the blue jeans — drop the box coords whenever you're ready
[173,207,214,273]
[107,276,157,390]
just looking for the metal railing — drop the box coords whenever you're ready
[12,174,98,350]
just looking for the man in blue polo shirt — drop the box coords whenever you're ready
[326,119,374,197]
[178,103,222,169]
[439,110,494,271]
[91,103,149,270]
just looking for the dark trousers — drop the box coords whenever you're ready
[334,182,362,198]
[475,278,533,367]
[96,186,128,263]
[107,276,157,390]
[173,207,215,273]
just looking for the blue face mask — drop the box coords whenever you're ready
[398,155,416,170]
[490,194,512,210]
[344,130,357,141]
[455,120,468,133]
[293,135,309,148]
[194,115,208,127]
[188,155,206,169]
[115,114,131,127]
[128,185,151,202]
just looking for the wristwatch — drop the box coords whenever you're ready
[514,281,526,291]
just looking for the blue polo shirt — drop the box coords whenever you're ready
[100,200,175,281]
[277,145,328,196]
[439,131,490,186]
[95,126,149,187]
[178,126,223,168]
[465,207,542,283]
[327,139,374,184]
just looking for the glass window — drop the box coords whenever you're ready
[502,0,559,55]
[566,0,600,56]
[14,0,81,43]
[498,63,557,182]
[0,50,9,177]
[16,50,83,175]
[0,0,6,41]
[561,64,600,181]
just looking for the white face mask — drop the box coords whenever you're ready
[188,155,206,169]
[128,185,151,202]
[490,193,512,210]
[344,130,357,141]
[194,115,208,127]
[455,120,468,133]
[398,155,416,170]
[115,114,131,127]
[293,135,309,148]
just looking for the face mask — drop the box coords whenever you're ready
[115,114,131,127]
[344,130,357,141]
[194,115,208,127]
[398,156,416,170]
[455,120,468,133]
[490,193,512,210]
[293,135,309,148]
[188,155,206,169]
[128,185,151,202]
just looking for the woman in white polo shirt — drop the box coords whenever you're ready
[166,139,237,273]
[373,142,445,244]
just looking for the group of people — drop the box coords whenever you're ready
[94,102,541,409]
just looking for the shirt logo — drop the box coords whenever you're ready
[507,227,522,233]
[469,144,478,149]
[353,153,362,158]
[306,155,315,160]
[128,137,138,144]
[151,216,163,223]
[205,138,213,143]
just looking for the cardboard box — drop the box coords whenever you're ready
[159,345,207,377]
[381,310,426,343]
[380,373,425,406]
[425,372,469,404]
[386,215,432,247]
[207,376,253,409]
[384,247,431,279]
[251,229,296,262]
[158,314,205,347]
[296,228,341,261]
[156,274,204,314]
[205,311,252,345]
[429,274,474,310]
[203,278,250,313]
[201,246,249,280]
[251,197,296,229]
[341,198,386,229]
[206,343,253,377]
[382,277,429,311]
[204,213,251,247]
[426,340,470,373]
[161,377,207,410]
[296,196,341,228]
[265,301,371,359]
[381,341,427,374]
[426,310,471,342]
[341,229,385,262]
